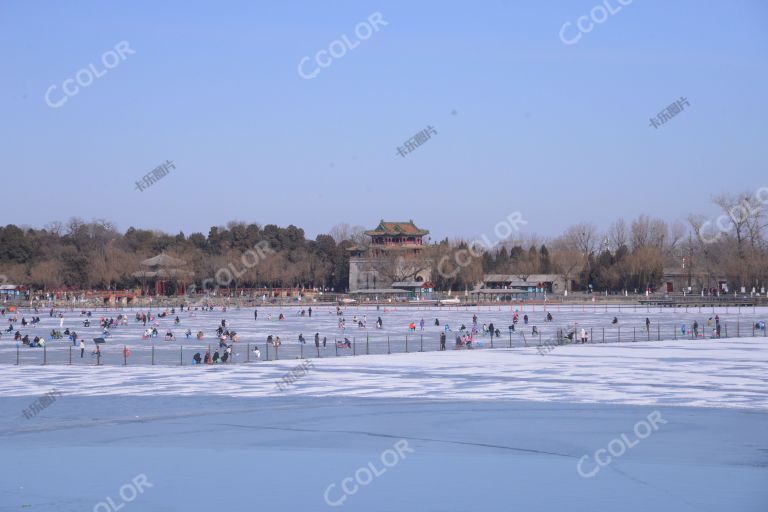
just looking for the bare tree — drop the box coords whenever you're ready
[608,219,628,250]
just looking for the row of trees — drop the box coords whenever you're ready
[391,192,766,294]
[0,220,353,292]
[1,192,765,294]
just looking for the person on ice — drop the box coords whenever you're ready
[440,332,446,350]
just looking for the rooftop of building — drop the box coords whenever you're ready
[365,220,429,237]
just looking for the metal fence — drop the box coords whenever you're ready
[3,319,765,366]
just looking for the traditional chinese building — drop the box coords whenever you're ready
[132,253,193,296]
[348,220,432,292]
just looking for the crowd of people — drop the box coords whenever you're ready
[2,302,764,366]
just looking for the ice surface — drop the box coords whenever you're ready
[1,305,766,511]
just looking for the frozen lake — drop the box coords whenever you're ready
[1,335,766,511]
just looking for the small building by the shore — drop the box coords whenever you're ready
[132,253,194,296]
[481,274,566,294]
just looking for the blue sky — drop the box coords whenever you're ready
[1,0,766,240]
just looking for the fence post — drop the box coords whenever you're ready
[124,345,127,366]
[335,339,338,357]
[406,335,409,353]
[352,337,356,356]
[737,320,740,337]
[152,345,155,365]
[387,336,390,354]
[618,327,621,343]
[43,344,47,365]
[180,346,183,366]
[633,327,636,342]
[509,331,512,348]
[602,327,605,343]
[657,324,660,341]
[366,335,369,355]
[247,343,250,362]
[69,345,72,365]
[420,334,423,352]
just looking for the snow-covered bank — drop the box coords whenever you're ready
[2,338,766,410]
